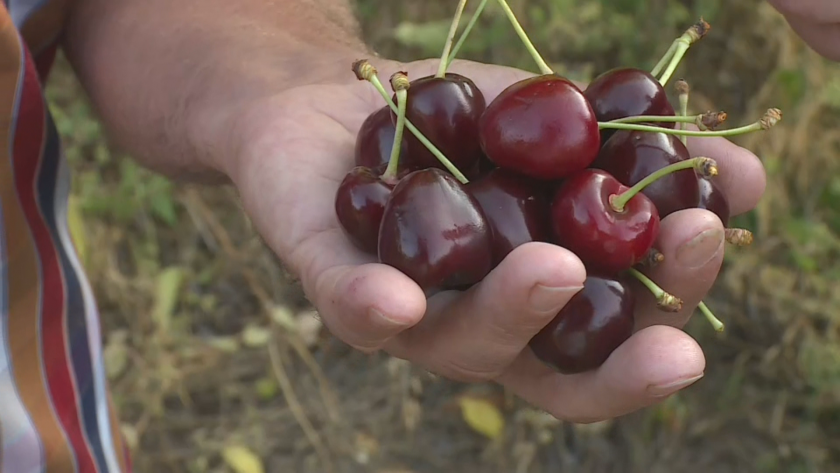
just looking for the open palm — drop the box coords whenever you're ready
[232,57,766,422]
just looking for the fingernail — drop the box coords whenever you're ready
[648,373,704,397]
[368,308,408,328]
[676,229,724,268]
[529,284,583,314]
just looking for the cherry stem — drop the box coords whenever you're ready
[607,111,726,130]
[494,0,553,75]
[641,247,665,268]
[382,73,409,183]
[627,268,683,312]
[437,0,469,78]
[610,157,718,212]
[677,79,690,145]
[725,228,754,246]
[447,0,489,68]
[650,41,678,78]
[657,19,711,86]
[598,108,780,137]
[352,60,469,184]
[697,301,725,332]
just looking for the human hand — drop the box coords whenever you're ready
[230,57,766,423]
[768,0,840,61]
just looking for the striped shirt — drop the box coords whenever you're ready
[2,1,131,472]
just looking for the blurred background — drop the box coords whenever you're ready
[46,0,840,471]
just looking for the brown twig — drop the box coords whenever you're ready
[268,340,334,473]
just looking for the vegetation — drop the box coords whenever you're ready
[46,0,840,471]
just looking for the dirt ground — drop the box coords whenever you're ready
[46,0,840,472]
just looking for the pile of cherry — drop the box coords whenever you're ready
[334,2,781,376]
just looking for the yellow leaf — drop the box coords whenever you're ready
[458,395,504,439]
[152,266,185,332]
[221,445,264,473]
[67,195,87,266]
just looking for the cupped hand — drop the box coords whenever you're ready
[231,57,766,423]
[768,0,840,61]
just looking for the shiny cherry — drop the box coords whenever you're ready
[466,168,551,265]
[390,73,486,172]
[592,130,699,218]
[334,164,408,254]
[378,168,493,292]
[528,274,635,374]
[697,177,730,225]
[355,106,408,169]
[583,67,676,143]
[550,169,660,274]
[479,74,601,180]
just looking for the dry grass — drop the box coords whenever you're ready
[45,0,840,471]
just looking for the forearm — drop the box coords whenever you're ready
[62,0,369,182]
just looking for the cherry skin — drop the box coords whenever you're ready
[550,169,660,274]
[334,164,410,255]
[479,74,601,181]
[355,106,408,169]
[592,130,700,218]
[466,168,551,266]
[697,176,730,225]
[528,274,635,374]
[390,73,486,172]
[583,67,676,143]
[378,168,494,292]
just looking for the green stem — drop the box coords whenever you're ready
[657,19,711,86]
[437,0,469,78]
[608,115,699,125]
[651,40,678,77]
[677,79,690,145]
[447,0,488,68]
[698,301,725,332]
[627,268,683,312]
[382,88,408,182]
[494,0,553,75]
[610,157,717,212]
[658,40,691,87]
[367,74,468,183]
[598,121,763,138]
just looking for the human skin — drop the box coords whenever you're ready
[62,0,768,423]
[767,0,840,61]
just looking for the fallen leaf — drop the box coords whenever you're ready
[66,195,87,266]
[458,395,505,440]
[241,324,272,348]
[152,266,186,332]
[221,445,264,473]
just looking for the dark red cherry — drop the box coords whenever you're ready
[479,74,601,181]
[583,67,676,143]
[334,165,401,254]
[550,169,660,274]
[466,168,551,265]
[592,130,700,218]
[528,274,635,374]
[355,106,408,169]
[390,74,486,172]
[378,168,493,292]
[697,177,730,225]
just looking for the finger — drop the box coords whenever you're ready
[386,242,586,381]
[497,325,706,423]
[768,0,840,24]
[784,15,840,61]
[685,133,767,217]
[296,231,428,353]
[633,208,725,331]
